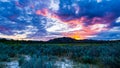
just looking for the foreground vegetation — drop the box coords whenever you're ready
[0,39,120,68]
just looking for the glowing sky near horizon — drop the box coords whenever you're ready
[0,0,120,41]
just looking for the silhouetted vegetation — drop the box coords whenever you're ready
[0,38,120,68]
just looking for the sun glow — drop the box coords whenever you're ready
[35,8,110,40]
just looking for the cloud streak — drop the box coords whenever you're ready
[0,0,120,40]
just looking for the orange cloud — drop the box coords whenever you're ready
[36,9,48,16]
[35,9,110,40]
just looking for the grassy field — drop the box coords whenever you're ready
[0,40,120,68]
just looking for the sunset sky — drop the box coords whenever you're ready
[0,0,120,41]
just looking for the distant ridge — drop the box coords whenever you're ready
[46,37,119,43]
[47,37,77,43]
[0,37,120,43]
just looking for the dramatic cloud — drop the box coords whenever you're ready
[0,0,120,40]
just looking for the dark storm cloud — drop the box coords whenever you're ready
[58,0,120,20]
